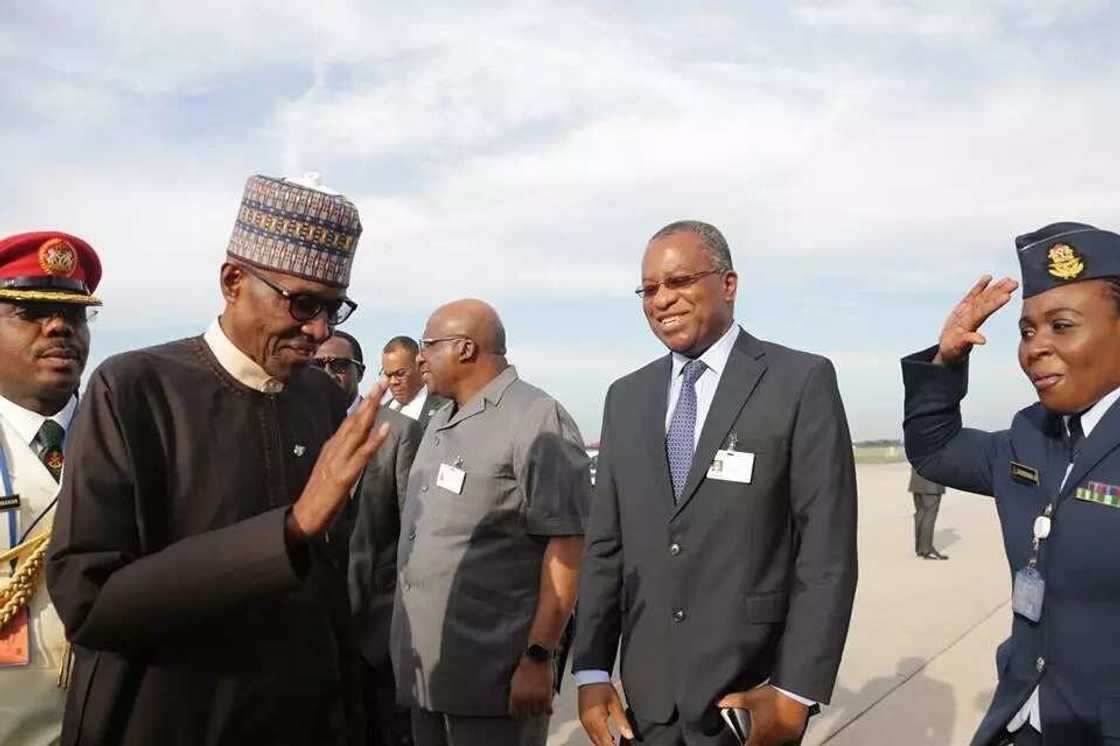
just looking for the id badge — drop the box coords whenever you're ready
[707,450,755,484]
[436,463,466,495]
[1012,565,1045,623]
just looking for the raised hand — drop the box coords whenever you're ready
[936,274,1019,366]
[286,380,391,543]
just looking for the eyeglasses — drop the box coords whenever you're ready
[240,264,357,326]
[382,366,413,381]
[634,269,722,299]
[0,304,98,325]
[418,335,469,351]
[310,356,366,376]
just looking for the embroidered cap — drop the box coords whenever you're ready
[1016,221,1120,298]
[0,231,102,306]
[226,173,362,288]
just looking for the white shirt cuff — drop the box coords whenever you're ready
[773,686,816,707]
[573,669,612,687]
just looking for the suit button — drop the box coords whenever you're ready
[408,528,417,541]
[421,484,429,492]
[1036,657,1045,672]
[672,609,685,623]
[403,581,411,591]
[669,543,681,556]
[434,437,440,445]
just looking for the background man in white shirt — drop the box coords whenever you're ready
[382,335,448,429]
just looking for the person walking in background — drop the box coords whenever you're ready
[317,330,423,746]
[909,467,948,560]
[0,231,102,746]
[381,336,449,429]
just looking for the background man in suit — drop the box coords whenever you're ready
[313,331,367,415]
[316,331,423,746]
[382,336,448,429]
[908,467,948,560]
[0,231,102,746]
[573,220,858,746]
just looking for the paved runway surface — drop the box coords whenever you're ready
[547,461,1010,745]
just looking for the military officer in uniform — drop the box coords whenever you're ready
[903,222,1120,744]
[0,231,102,745]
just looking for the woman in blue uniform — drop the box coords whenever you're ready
[902,222,1120,746]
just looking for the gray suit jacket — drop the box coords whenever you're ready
[345,408,423,666]
[572,330,858,736]
[908,467,945,495]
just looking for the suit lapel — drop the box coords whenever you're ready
[671,332,767,520]
[640,355,674,507]
[1061,398,1120,501]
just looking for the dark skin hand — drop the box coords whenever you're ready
[934,274,1020,366]
[578,682,633,746]
[285,379,391,543]
[717,686,808,746]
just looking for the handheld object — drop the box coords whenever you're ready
[720,707,752,743]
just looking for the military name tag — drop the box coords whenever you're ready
[707,450,754,484]
[436,463,466,495]
[1010,462,1040,485]
[1075,480,1120,508]
[0,494,19,511]
[1012,566,1045,623]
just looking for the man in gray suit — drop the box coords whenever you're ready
[908,467,948,560]
[316,332,424,746]
[392,299,591,746]
[382,336,450,430]
[573,221,858,746]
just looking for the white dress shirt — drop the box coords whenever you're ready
[1007,384,1120,735]
[389,386,429,421]
[203,318,285,393]
[574,322,815,707]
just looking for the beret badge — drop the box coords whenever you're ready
[1047,243,1085,281]
[37,237,78,277]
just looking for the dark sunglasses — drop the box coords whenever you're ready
[0,303,98,325]
[311,356,366,376]
[240,264,357,326]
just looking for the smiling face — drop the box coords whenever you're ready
[0,302,90,413]
[641,231,737,357]
[1018,279,1120,414]
[220,263,341,381]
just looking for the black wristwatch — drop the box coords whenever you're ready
[524,643,552,663]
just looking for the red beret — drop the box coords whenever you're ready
[0,231,102,306]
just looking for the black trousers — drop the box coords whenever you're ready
[992,726,1042,746]
[913,492,942,554]
[621,708,806,746]
[362,658,413,746]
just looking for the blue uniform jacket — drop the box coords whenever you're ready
[903,346,1120,746]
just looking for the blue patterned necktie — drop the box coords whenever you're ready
[666,359,706,503]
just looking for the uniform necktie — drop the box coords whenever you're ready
[1067,414,1084,463]
[666,359,706,503]
[32,420,65,482]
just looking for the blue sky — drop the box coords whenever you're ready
[2,1,1118,440]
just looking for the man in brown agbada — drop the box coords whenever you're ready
[45,174,390,745]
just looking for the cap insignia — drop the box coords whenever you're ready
[1047,243,1085,281]
[38,238,78,277]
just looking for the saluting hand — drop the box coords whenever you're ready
[286,379,391,543]
[936,274,1020,366]
[578,682,633,746]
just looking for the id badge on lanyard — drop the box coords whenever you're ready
[1013,506,1054,623]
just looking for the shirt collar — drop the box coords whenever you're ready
[1068,386,1120,438]
[0,392,78,445]
[346,394,363,417]
[670,321,741,380]
[203,318,285,394]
